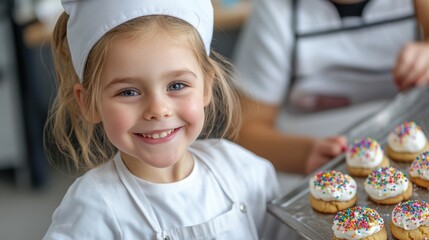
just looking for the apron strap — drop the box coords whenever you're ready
[190,149,241,203]
[113,154,162,233]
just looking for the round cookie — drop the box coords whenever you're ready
[386,121,429,162]
[332,206,387,240]
[309,170,357,214]
[346,137,390,177]
[364,167,412,205]
[390,200,429,240]
[409,151,429,188]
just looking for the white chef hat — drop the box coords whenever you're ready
[61,0,214,81]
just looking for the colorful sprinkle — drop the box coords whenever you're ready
[392,200,429,227]
[391,121,421,143]
[348,137,381,160]
[410,151,429,175]
[365,167,407,189]
[311,170,353,192]
[334,206,384,232]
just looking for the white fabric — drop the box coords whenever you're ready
[61,0,213,80]
[234,0,415,106]
[234,0,414,136]
[43,139,281,239]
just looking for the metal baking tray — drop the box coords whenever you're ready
[268,86,429,240]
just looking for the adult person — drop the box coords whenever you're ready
[395,0,429,90]
[233,0,429,181]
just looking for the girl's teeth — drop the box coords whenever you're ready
[143,129,173,139]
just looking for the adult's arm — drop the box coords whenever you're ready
[414,0,429,39]
[392,0,429,90]
[237,94,346,174]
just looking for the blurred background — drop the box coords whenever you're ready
[0,0,250,239]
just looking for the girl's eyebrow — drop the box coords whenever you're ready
[164,69,197,79]
[104,69,198,89]
[103,77,137,90]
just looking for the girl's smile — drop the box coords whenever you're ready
[134,127,182,143]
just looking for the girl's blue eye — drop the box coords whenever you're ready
[119,89,139,97]
[168,82,185,91]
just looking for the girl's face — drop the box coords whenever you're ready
[91,31,211,181]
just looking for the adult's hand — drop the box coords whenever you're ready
[304,136,347,174]
[393,42,429,90]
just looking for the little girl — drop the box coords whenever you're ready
[43,0,282,239]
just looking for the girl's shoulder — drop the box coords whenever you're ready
[44,160,125,239]
[65,159,123,200]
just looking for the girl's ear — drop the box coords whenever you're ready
[74,83,101,123]
[203,71,214,106]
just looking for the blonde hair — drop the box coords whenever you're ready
[44,13,242,174]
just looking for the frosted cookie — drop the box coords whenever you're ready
[409,151,429,188]
[364,167,412,205]
[332,206,387,240]
[386,121,429,162]
[309,170,357,214]
[390,200,429,240]
[346,138,389,177]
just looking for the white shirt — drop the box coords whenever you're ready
[43,139,281,239]
[234,0,415,105]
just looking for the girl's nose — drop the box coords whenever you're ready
[142,95,172,120]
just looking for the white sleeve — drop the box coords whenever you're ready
[43,175,121,240]
[231,141,282,234]
[209,140,282,230]
[233,0,294,105]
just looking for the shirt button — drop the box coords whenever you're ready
[239,203,247,213]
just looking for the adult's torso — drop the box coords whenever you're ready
[290,0,416,104]
[234,0,416,136]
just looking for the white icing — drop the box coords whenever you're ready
[332,225,382,240]
[392,201,429,230]
[392,212,429,231]
[346,139,384,168]
[332,207,384,239]
[309,171,357,201]
[409,154,429,180]
[410,165,429,180]
[387,123,426,153]
[364,167,409,200]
